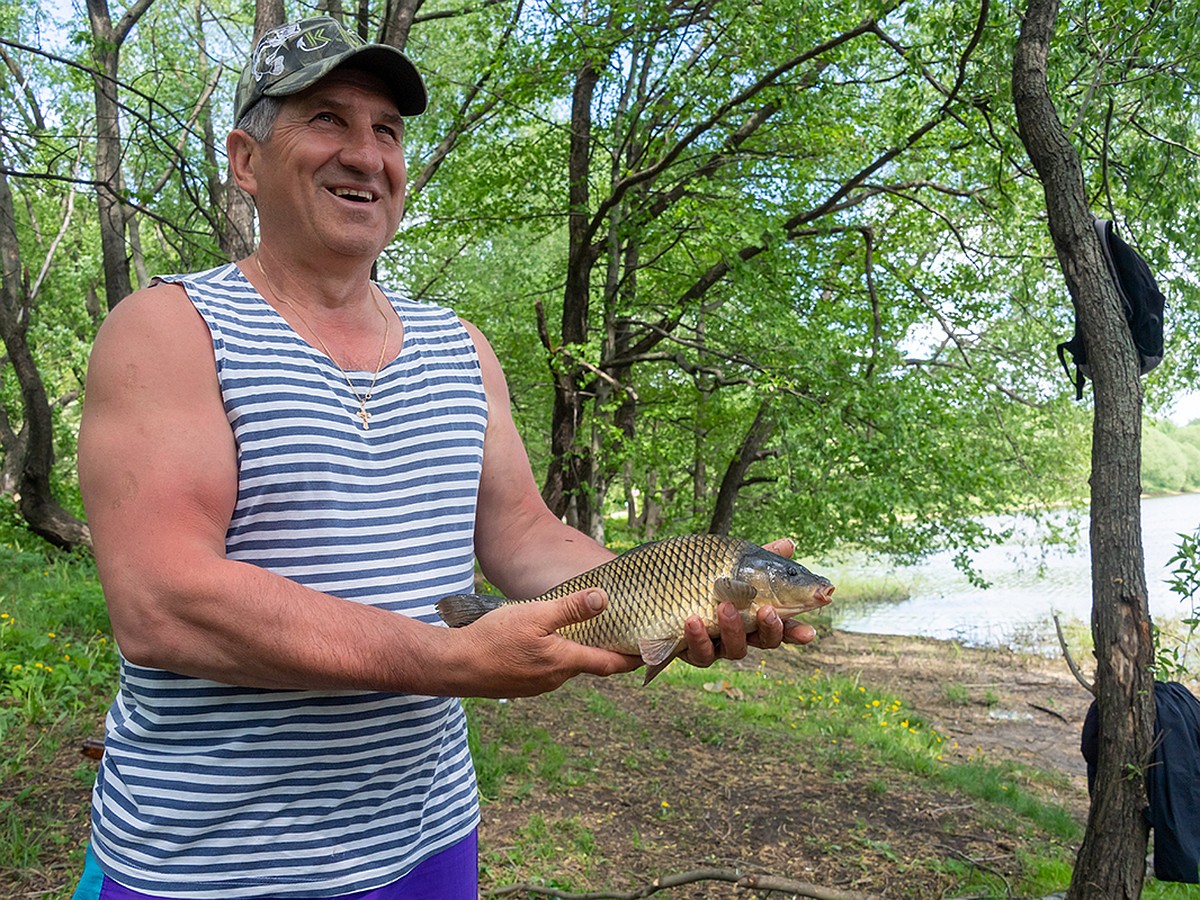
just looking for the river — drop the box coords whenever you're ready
[826,493,1200,652]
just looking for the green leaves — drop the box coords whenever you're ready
[2,0,1198,560]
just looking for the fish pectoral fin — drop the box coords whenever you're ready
[714,577,758,608]
[639,635,685,667]
[638,636,688,686]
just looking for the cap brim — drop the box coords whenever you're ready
[262,44,428,117]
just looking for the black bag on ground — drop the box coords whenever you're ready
[1057,217,1165,400]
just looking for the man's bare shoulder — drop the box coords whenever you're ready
[86,279,221,408]
[94,280,199,341]
[91,281,215,365]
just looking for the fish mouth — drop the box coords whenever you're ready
[775,581,835,617]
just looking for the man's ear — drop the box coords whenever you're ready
[226,130,260,196]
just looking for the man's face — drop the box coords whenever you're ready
[248,68,408,263]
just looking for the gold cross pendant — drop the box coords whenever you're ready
[356,402,372,430]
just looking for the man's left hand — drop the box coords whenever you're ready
[678,537,817,668]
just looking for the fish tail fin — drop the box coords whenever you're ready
[436,593,504,628]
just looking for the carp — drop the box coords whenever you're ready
[436,533,834,684]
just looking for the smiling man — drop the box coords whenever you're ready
[71,17,813,900]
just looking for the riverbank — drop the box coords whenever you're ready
[796,628,1094,810]
[467,629,1097,898]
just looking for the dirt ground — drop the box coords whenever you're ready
[472,630,1098,899]
[797,630,1095,807]
[6,630,1099,900]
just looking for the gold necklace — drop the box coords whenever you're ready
[255,255,391,430]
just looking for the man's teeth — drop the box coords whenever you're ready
[333,188,373,201]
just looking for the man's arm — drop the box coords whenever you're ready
[464,318,616,598]
[79,282,637,697]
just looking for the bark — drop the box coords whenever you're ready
[0,167,91,549]
[543,59,602,523]
[380,0,423,50]
[215,0,285,262]
[708,402,775,536]
[86,0,134,310]
[1012,1,1155,896]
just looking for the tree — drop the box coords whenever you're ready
[397,0,1100,557]
[0,159,92,547]
[86,0,154,311]
[2,0,1194,576]
[0,5,96,547]
[1013,0,1155,895]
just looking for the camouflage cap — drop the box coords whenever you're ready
[234,17,427,123]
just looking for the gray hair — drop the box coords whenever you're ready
[234,96,284,142]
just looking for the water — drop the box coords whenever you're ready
[828,493,1200,651]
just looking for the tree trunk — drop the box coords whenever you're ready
[543,60,601,524]
[216,0,284,262]
[0,167,91,549]
[1013,1,1155,896]
[86,0,134,311]
[708,401,774,537]
[380,0,422,49]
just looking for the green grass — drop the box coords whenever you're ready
[0,536,116,745]
[662,659,1082,842]
[0,520,1150,899]
[466,653,1087,896]
[0,518,116,900]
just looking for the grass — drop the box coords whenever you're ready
[466,655,1089,898]
[2,519,1192,898]
[0,533,116,744]
[670,660,1084,846]
[0,520,116,900]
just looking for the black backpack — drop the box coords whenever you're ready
[1057,218,1165,400]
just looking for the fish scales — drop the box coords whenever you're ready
[436,533,834,685]
[544,534,748,654]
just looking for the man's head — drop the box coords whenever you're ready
[234,17,426,128]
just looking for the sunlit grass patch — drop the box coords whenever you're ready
[662,657,1080,844]
[0,541,116,743]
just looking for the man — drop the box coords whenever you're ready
[73,17,814,900]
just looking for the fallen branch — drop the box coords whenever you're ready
[1052,612,1095,695]
[1029,702,1069,723]
[485,867,886,899]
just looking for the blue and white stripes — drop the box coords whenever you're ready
[88,263,485,898]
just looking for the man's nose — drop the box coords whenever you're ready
[338,124,385,173]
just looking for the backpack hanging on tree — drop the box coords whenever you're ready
[1057,217,1166,400]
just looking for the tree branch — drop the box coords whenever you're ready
[486,867,885,900]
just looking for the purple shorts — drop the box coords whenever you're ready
[72,830,478,900]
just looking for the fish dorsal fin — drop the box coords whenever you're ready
[638,635,687,685]
[714,576,757,608]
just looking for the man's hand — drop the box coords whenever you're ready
[678,537,817,669]
[444,588,640,699]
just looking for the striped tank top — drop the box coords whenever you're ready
[87,263,484,898]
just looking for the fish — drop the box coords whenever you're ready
[436,533,834,684]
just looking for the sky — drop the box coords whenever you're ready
[1168,391,1200,426]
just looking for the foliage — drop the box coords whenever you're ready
[1143,422,1200,494]
[1153,525,1200,681]
[0,0,1198,561]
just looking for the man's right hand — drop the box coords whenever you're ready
[440,588,641,699]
